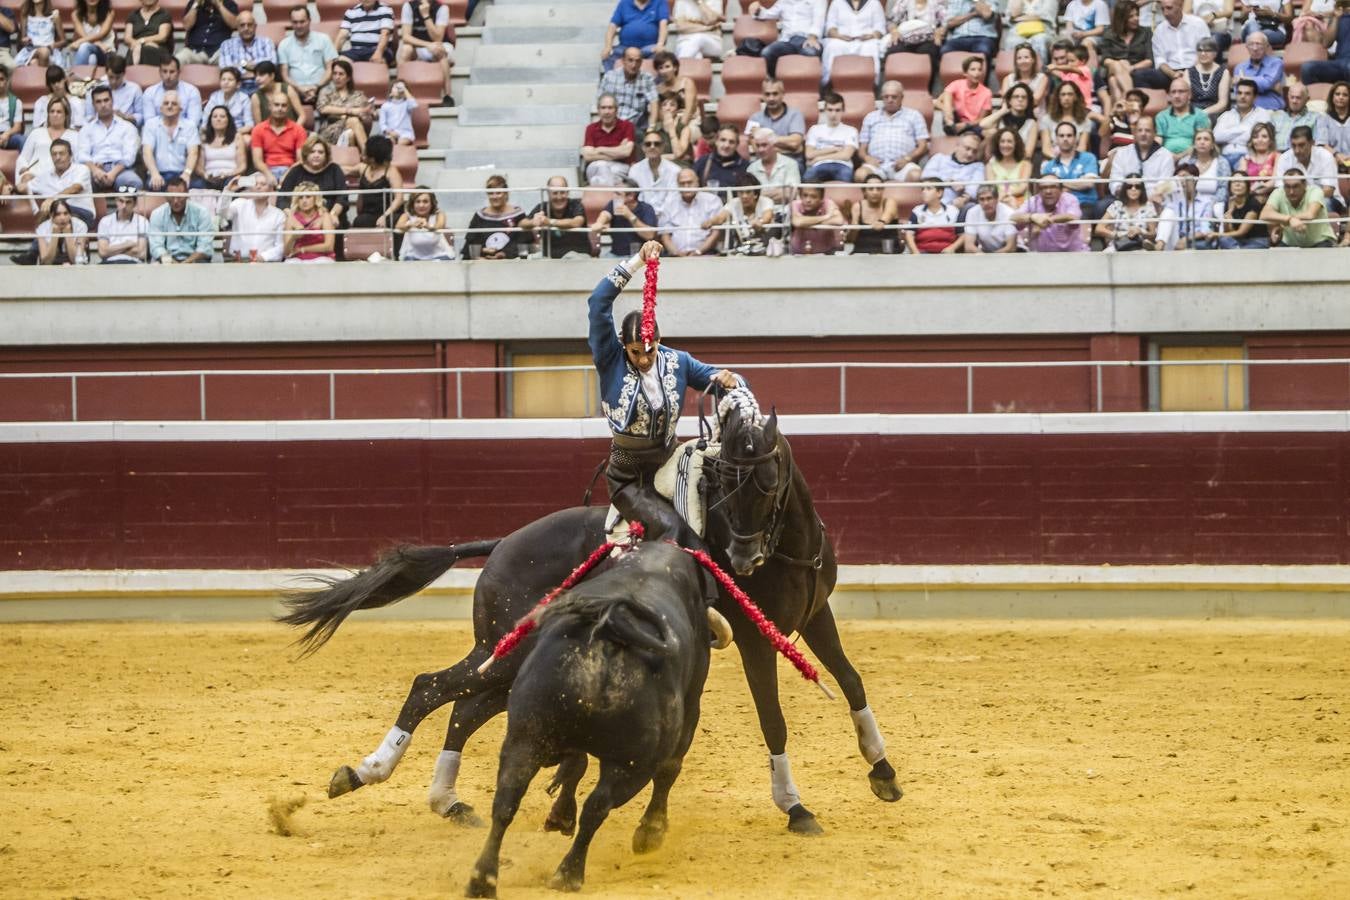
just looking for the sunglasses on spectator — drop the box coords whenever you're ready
[643,140,663,147]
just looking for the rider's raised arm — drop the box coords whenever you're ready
[587,251,643,374]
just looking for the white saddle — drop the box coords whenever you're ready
[605,439,719,541]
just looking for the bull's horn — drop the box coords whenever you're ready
[707,608,734,650]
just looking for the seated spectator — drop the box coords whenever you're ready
[1240,121,1280,201]
[855,81,928,182]
[602,0,670,70]
[250,62,304,125]
[96,184,149,263]
[803,93,858,182]
[1277,125,1340,210]
[1188,37,1230,118]
[177,0,239,66]
[1272,83,1317,152]
[1096,1,1152,107]
[1233,32,1283,111]
[1047,41,1094,106]
[747,79,807,170]
[904,178,960,253]
[283,180,338,262]
[0,67,23,150]
[848,172,898,253]
[278,136,350,242]
[378,80,418,146]
[746,0,827,77]
[349,134,404,228]
[1064,0,1112,54]
[999,44,1048,110]
[1002,0,1056,64]
[693,123,749,189]
[1300,9,1350,86]
[477,231,514,259]
[85,54,144,128]
[397,0,456,107]
[884,0,943,75]
[205,68,253,135]
[598,47,660,132]
[1143,0,1209,89]
[316,59,372,150]
[1158,161,1213,250]
[1316,82,1350,169]
[591,177,658,257]
[980,83,1037,158]
[583,94,637,187]
[1106,115,1175,201]
[936,56,990,137]
[670,0,724,60]
[0,7,14,72]
[649,50,699,123]
[1155,77,1209,158]
[220,173,284,261]
[821,0,886,86]
[250,87,307,185]
[77,84,143,193]
[1193,0,1235,52]
[70,0,116,68]
[193,105,246,191]
[396,187,454,260]
[1105,88,1148,151]
[1096,175,1160,250]
[1292,0,1335,44]
[1194,172,1269,248]
[339,0,396,65]
[148,177,213,262]
[789,181,845,254]
[1178,127,1230,214]
[523,175,589,258]
[658,166,723,256]
[123,0,174,66]
[141,91,200,192]
[34,65,89,129]
[1240,0,1292,48]
[217,10,276,95]
[936,0,997,61]
[36,200,90,264]
[705,172,776,255]
[463,175,526,259]
[16,94,76,177]
[19,137,95,227]
[1041,120,1103,221]
[963,183,1019,253]
[652,94,700,165]
[747,126,802,206]
[630,128,682,211]
[1262,169,1336,247]
[985,127,1031,208]
[279,7,338,106]
[13,0,62,69]
[1013,175,1087,251]
[142,58,203,127]
[920,131,983,209]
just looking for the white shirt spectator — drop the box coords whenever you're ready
[1213,106,1272,159]
[963,201,1018,252]
[205,89,255,131]
[378,97,417,142]
[1151,14,1210,72]
[671,0,724,59]
[76,116,141,169]
[400,1,452,51]
[1108,144,1176,196]
[35,216,90,262]
[859,106,928,168]
[34,95,89,129]
[223,196,287,261]
[1276,146,1340,197]
[659,189,724,253]
[1065,0,1110,32]
[755,0,828,38]
[96,210,150,262]
[142,81,205,127]
[27,163,95,218]
[85,80,144,127]
[629,157,683,213]
[805,120,860,155]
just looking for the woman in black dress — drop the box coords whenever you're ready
[461,174,529,259]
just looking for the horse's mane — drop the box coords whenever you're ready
[715,386,765,448]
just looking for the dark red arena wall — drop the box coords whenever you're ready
[6,431,1350,570]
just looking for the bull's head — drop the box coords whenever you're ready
[714,406,782,576]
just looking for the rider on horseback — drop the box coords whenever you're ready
[589,239,741,547]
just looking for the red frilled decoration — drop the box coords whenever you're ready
[476,523,646,674]
[678,545,836,700]
[640,256,659,348]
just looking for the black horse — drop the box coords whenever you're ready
[281,396,902,835]
[465,541,711,898]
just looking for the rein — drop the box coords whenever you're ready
[709,429,824,571]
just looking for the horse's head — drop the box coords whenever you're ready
[711,397,784,576]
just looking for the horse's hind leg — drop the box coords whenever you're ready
[428,685,510,825]
[799,604,903,803]
[543,752,588,836]
[550,760,651,893]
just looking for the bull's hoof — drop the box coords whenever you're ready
[465,870,497,898]
[869,759,904,802]
[328,766,364,799]
[443,801,483,828]
[548,865,584,893]
[632,820,666,854]
[786,803,824,836]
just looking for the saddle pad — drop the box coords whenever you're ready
[605,439,719,540]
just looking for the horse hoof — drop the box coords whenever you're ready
[548,867,584,893]
[465,871,497,898]
[869,759,904,802]
[543,810,576,837]
[632,821,666,854]
[786,804,824,836]
[443,801,484,828]
[328,766,364,799]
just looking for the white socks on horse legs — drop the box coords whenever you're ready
[428,749,463,816]
[850,705,886,765]
[355,726,411,785]
[769,753,802,814]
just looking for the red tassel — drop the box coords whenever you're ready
[640,256,659,347]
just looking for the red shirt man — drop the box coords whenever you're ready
[250,90,308,184]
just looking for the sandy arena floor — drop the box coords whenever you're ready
[1,618,1347,899]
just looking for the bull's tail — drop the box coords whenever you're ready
[541,594,672,667]
[278,539,501,656]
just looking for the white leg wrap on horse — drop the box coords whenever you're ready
[427,749,463,815]
[850,705,887,765]
[768,753,802,814]
[355,726,411,785]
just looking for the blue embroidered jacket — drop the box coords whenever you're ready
[588,262,717,447]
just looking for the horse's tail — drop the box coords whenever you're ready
[278,539,501,657]
[541,594,672,668]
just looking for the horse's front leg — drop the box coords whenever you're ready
[799,604,903,802]
[736,633,822,835]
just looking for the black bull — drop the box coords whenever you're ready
[466,541,711,897]
[280,407,902,835]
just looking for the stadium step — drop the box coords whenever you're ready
[481,25,609,44]
[442,147,583,169]
[462,84,597,107]
[483,3,614,27]
[456,104,592,126]
[466,43,604,68]
[467,65,598,85]
[448,124,585,150]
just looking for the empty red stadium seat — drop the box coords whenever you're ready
[343,228,395,261]
[70,65,98,82]
[823,183,861,216]
[259,21,288,47]
[260,0,298,23]
[886,183,922,221]
[315,0,351,25]
[716,94,761,131]
[398,61,443,105]
[352,61,392,99]
[732,15,778,48]
[904,92,934,124]
[721,56,768,97]
[777,55,822,94]
[181,64,221,95]
[785,92,818,127]
[161,0,190,23]
[829,56,876,94]
[10,67,48,107]
[111,0,140,17]
[1141,88,1166,116]
[126,65,161,89]
[1227,44,1249,69]
[1284,42,1328,71]
[313,20,343,47]
[993,50,1014,83]
[392,143,419,182]
[0,149,17,181]
[581,189,613,224]
[446,0,468,27]
[938,51,981,84]
[927,134,961,156]
[836,90,875,127]
[331,144,361,173]
[679,56,713,99]
[0,196,38,237]
[1308,83,1332,103]
[883,53,932,94]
